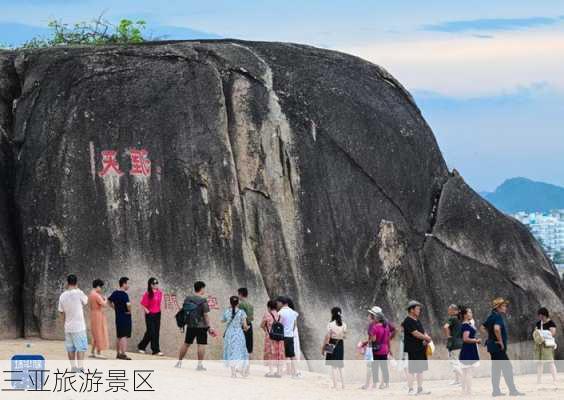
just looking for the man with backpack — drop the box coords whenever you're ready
[175,281,215,370]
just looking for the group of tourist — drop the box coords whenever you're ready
[57,274,559,396]
[173,284,302,379]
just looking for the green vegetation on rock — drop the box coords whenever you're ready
[18,17,147,49]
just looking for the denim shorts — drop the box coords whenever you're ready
[64,331,88,353]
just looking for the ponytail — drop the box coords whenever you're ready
[229,296,239,320]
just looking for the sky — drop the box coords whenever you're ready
[1,1,564,191]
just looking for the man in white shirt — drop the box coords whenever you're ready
[276,296,299,378]
[58,274,88,372]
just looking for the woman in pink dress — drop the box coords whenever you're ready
[88,279,109,358]
[260,300,285,377]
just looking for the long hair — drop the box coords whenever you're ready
[331,307,343,327]
[230,296,239,320]
[459,306,470,321]
[147,277,157,299]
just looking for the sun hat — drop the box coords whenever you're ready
[406,300,423,311]
[367,306,383,316]
[492,297,509,309]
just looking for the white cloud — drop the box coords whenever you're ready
[342,29,564,97]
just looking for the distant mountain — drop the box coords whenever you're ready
[484,177,564,213]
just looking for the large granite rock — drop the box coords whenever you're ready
[0,53,23,339]
[0,41,561,357]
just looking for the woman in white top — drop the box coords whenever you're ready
[321,307,347,389]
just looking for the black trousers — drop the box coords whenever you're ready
[490,351,517,394]
[244,323,254,354]
[138,312,161,353]
[372,354,389,384]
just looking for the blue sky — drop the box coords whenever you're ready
[2,1,564,191]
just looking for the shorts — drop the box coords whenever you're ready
[244,323,253,354]
[116,322,132,338]
[284,337,296,358]
[448,349,462,372]
[65,331,88,353]
[407,350,428,374]
[185,327,208,345]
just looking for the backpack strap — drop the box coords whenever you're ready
[269,311,279,323]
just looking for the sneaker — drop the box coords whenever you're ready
[196,365,207,371]
[449,381,461,386]
[417,388,431,395]
[408,388,417,396]
[153,352,164,356]
[492,392,506,397]
[509,391,525,397]
[138,349,146,354]
[174,361,182,369]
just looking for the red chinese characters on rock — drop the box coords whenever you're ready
[163,293,220,311]
[98,150,124,177]
[164,294,179,310]
[97,148,152,178]
[129,149,151,177]
[207,296,219,310]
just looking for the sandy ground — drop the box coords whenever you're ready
[0,339,563,400]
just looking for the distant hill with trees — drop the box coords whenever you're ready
[484,177,564,213]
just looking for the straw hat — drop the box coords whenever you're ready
[492,297,509,309]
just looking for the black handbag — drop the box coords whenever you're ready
[371,341,381,352]
[324,343,336,354]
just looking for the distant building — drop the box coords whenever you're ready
[513,210,564,260]
[557,264,564,278]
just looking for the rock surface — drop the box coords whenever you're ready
[0,41,562,358]
[0,53,23,339]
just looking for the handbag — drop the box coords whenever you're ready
[324,343,336,354]
[426,341,435,357]
[539,321,557,348]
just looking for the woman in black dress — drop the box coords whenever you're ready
[322,307,347,389]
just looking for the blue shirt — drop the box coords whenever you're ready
[108,290,132,327]
[482,311,507,353]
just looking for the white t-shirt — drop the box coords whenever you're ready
[58,288,88,333]
[278,306,299,337]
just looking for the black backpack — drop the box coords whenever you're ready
[175,308,187,330]
[269,312,285,341]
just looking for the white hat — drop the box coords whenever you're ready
[368,306,383,316]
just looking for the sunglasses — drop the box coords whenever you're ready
[152,281,159,285]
